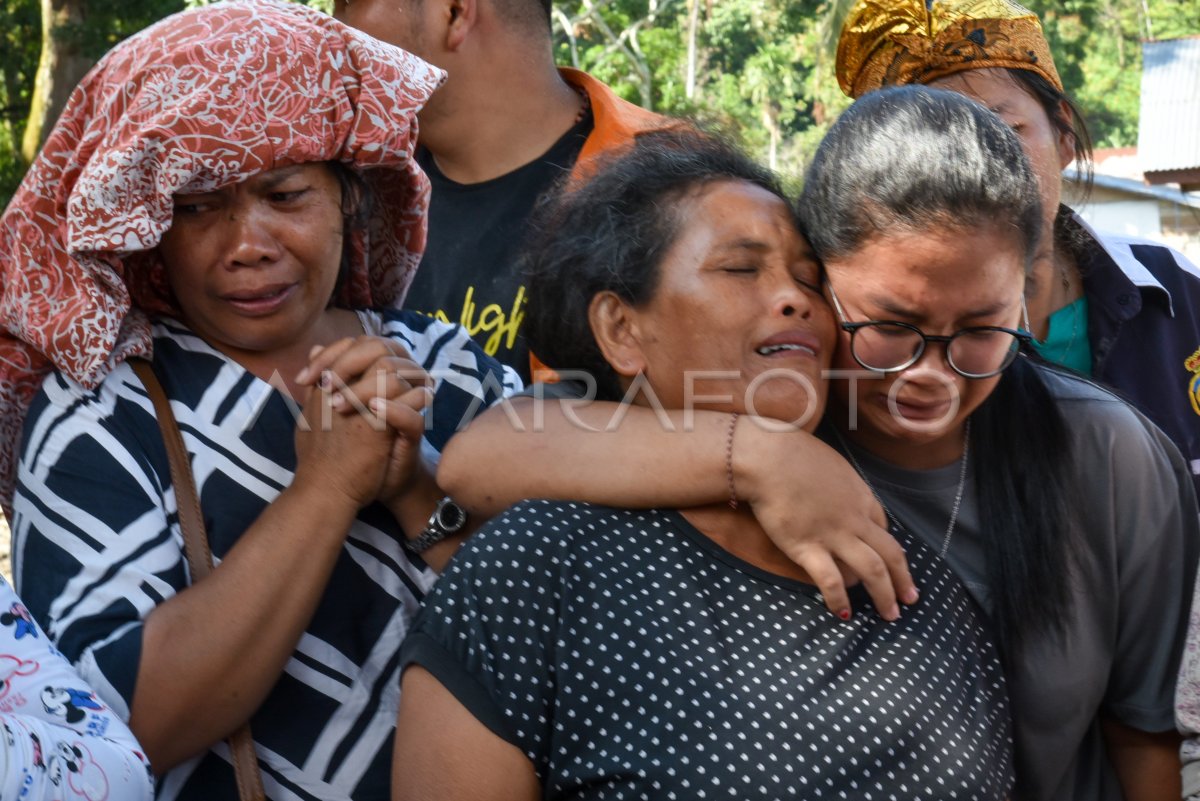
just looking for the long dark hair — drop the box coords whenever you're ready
[801,85,1075,654]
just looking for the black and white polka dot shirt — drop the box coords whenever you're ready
[401,500,1013,800]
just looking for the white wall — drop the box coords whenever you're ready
[1073,199,1200,264]
[1074,199,1162,238]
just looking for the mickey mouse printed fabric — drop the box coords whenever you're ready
[0,578,152,801]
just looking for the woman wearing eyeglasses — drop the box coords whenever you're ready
[427,86,1198,801]
[835,0,1200,503]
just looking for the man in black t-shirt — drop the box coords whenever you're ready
[403,110,592,376]
[335,0,671,379]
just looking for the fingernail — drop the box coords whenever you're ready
[836,608,851,621]
[883,604,900,621]
[331,393,345,408]
[369,397,385,415]
[309,345,323,360]
[295,366,311,384]
[901,587,920,605]
[319,371,331,390]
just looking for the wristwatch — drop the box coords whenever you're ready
[405,496,468,553]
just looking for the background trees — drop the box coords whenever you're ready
[555,0,1199,182]
[1047,0,1200,147]
[556,0,851,182]
[0,0,331,203]
[1,0,1197,205]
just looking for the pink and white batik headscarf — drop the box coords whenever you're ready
[0,0,445,515]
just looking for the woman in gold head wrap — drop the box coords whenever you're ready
[837,0,1200,503]
[837,3,1200,800]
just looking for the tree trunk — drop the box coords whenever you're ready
[553,6,580,68]
[762,102,779,171]
[628,30,653,110]
[580,0,653,110]
[0,72,13,167]
[21,0,90,163]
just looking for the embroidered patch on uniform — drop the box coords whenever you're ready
[1187,346,1200,416]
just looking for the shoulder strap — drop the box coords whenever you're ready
[131,359,267,801]
[131,360,211,580]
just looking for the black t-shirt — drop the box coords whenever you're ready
[403,112,594,381]
[402,499,1014,800]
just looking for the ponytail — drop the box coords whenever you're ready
[971,354,1077,656]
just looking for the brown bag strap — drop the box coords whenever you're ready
[131,359,267,801]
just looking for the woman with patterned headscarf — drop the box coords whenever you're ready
[836,0,1200,499]
[0,1,518,797]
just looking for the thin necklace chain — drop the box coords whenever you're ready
[832,420,971,558]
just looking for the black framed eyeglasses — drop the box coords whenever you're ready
[826,283,1033,379]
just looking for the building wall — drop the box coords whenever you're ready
[1075,199,1162,238]
[1072,194,1200,265]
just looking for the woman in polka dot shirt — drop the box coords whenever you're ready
[430,89,1199,801]
[391,124,1017,799]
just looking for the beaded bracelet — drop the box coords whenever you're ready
[726,412,740,510]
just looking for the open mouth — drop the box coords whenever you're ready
[885,396,954,420]
[755,330,822,359]
[755,343,816,357]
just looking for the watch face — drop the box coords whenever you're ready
[435,499,467,532]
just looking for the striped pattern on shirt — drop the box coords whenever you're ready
[11,310,520,801]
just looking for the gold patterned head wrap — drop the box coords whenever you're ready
[836,0,1063,98]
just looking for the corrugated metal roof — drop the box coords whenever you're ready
[1138,37,1200,174]
[1064,166,1200,208]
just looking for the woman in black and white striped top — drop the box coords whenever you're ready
[2,2,518,798]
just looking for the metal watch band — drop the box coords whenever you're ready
[404,496,467,554]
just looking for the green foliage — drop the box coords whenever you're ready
[555,0,850,182]
[1027,0,1199,149]
[1148,0,1200,38]
[2,0,1198,207]
[0,0,41,203]
[0,0,333,207]
[0,0,191,204]
[555,0,1197,174]
[68,0,188,59]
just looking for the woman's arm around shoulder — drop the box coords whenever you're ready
[438,392,915,620]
